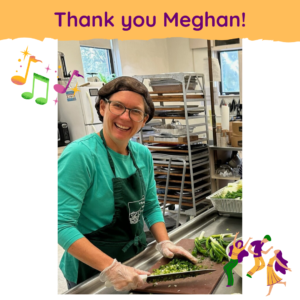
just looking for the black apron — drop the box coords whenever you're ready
[77,130,147,284]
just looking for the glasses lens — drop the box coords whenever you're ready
[109,101,125,115]
[130,109,144,122]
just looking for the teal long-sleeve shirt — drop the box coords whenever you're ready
[58,133,164,283]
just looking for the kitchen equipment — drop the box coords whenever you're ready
[152,124,195,136]
[143,269,216,283]
[216,125,222,147]
[228,153,241,168]
[63,214,242,295]
[206,180,242,214]
[58,122,71,147]
[57,51,70,80]
[232,166,241,177]
[149,77,198,92]
[58,82,103,142]
[155,108,204,117]
[231,99,236,112]
[175,188,203,196]
[171,119,181,126]
[145,144,174,149]
[220,134,227,147]
[215,165,233,177]
[87,76,102,83]
[226,237,243,277]
[221,105,229,131]
[149,135,199,143]
[134,239,226,294]
[156,166,182,174]
[105,269,215,288]
[177,143,208,151]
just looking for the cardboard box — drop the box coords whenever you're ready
[231,135,242,147]
[232,121,242,136]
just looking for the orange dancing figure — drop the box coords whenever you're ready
[246,235,273,278]
[266,250,291,296]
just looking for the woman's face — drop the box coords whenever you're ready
[236,241,242,248]
[100,91,148,144]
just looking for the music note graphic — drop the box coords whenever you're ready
[11,56,42,85]
[22,73,49,105]
[54,70,84,94]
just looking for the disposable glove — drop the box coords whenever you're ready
[99,259,150,291]
[155,240,198,264]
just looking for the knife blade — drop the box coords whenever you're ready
[144,269,216,283]
[104,269,216,288]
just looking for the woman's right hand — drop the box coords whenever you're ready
[99,259,150,291]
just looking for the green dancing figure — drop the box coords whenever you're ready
[224,232,252,287]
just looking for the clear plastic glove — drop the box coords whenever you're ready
[99,259,150,291]
[155,240,198,264]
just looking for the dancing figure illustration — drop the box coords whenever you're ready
[266,250,292,296]
[247,235,273,278]
[224,232,251,287]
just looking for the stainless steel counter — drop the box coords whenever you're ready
[65,208,242,295]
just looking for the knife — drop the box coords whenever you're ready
[105,269,216,287]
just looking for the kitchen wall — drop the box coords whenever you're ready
[117,39,169,76]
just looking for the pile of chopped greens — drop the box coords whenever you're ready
[222,189,242,199]
[151,258,201,277]
[213,180,242,200]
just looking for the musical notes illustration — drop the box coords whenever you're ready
[11,56,42,85]
[54,70,84,94]
[22,73,49,105]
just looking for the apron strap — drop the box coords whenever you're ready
[122,234,145,253]
[100,130,116,177]
[100,130,146,195]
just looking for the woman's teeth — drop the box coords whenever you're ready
[115,123,130,130]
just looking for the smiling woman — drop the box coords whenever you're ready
[95,76,155,154]
[58,76,198,292]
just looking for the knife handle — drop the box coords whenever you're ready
[105,275,148,288]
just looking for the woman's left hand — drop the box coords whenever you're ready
[155,240,198,264]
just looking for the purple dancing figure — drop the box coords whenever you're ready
[266,250,292,296]
[224,232,252,287]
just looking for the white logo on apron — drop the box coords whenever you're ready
[128,197,145,224]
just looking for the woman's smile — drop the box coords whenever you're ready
[114,122,131,131]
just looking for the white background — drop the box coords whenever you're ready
[0,38,298,299]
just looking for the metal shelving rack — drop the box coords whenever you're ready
[134,73,213,226]
[209,145,242,193]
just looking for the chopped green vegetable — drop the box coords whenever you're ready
[213,181,243,199]
[151,258,202,282]
[222,189,242,199]
[192,246,198,257]
[193,232,233,264]
[199,231,205,239]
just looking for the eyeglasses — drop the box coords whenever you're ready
[104,98,148,123]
